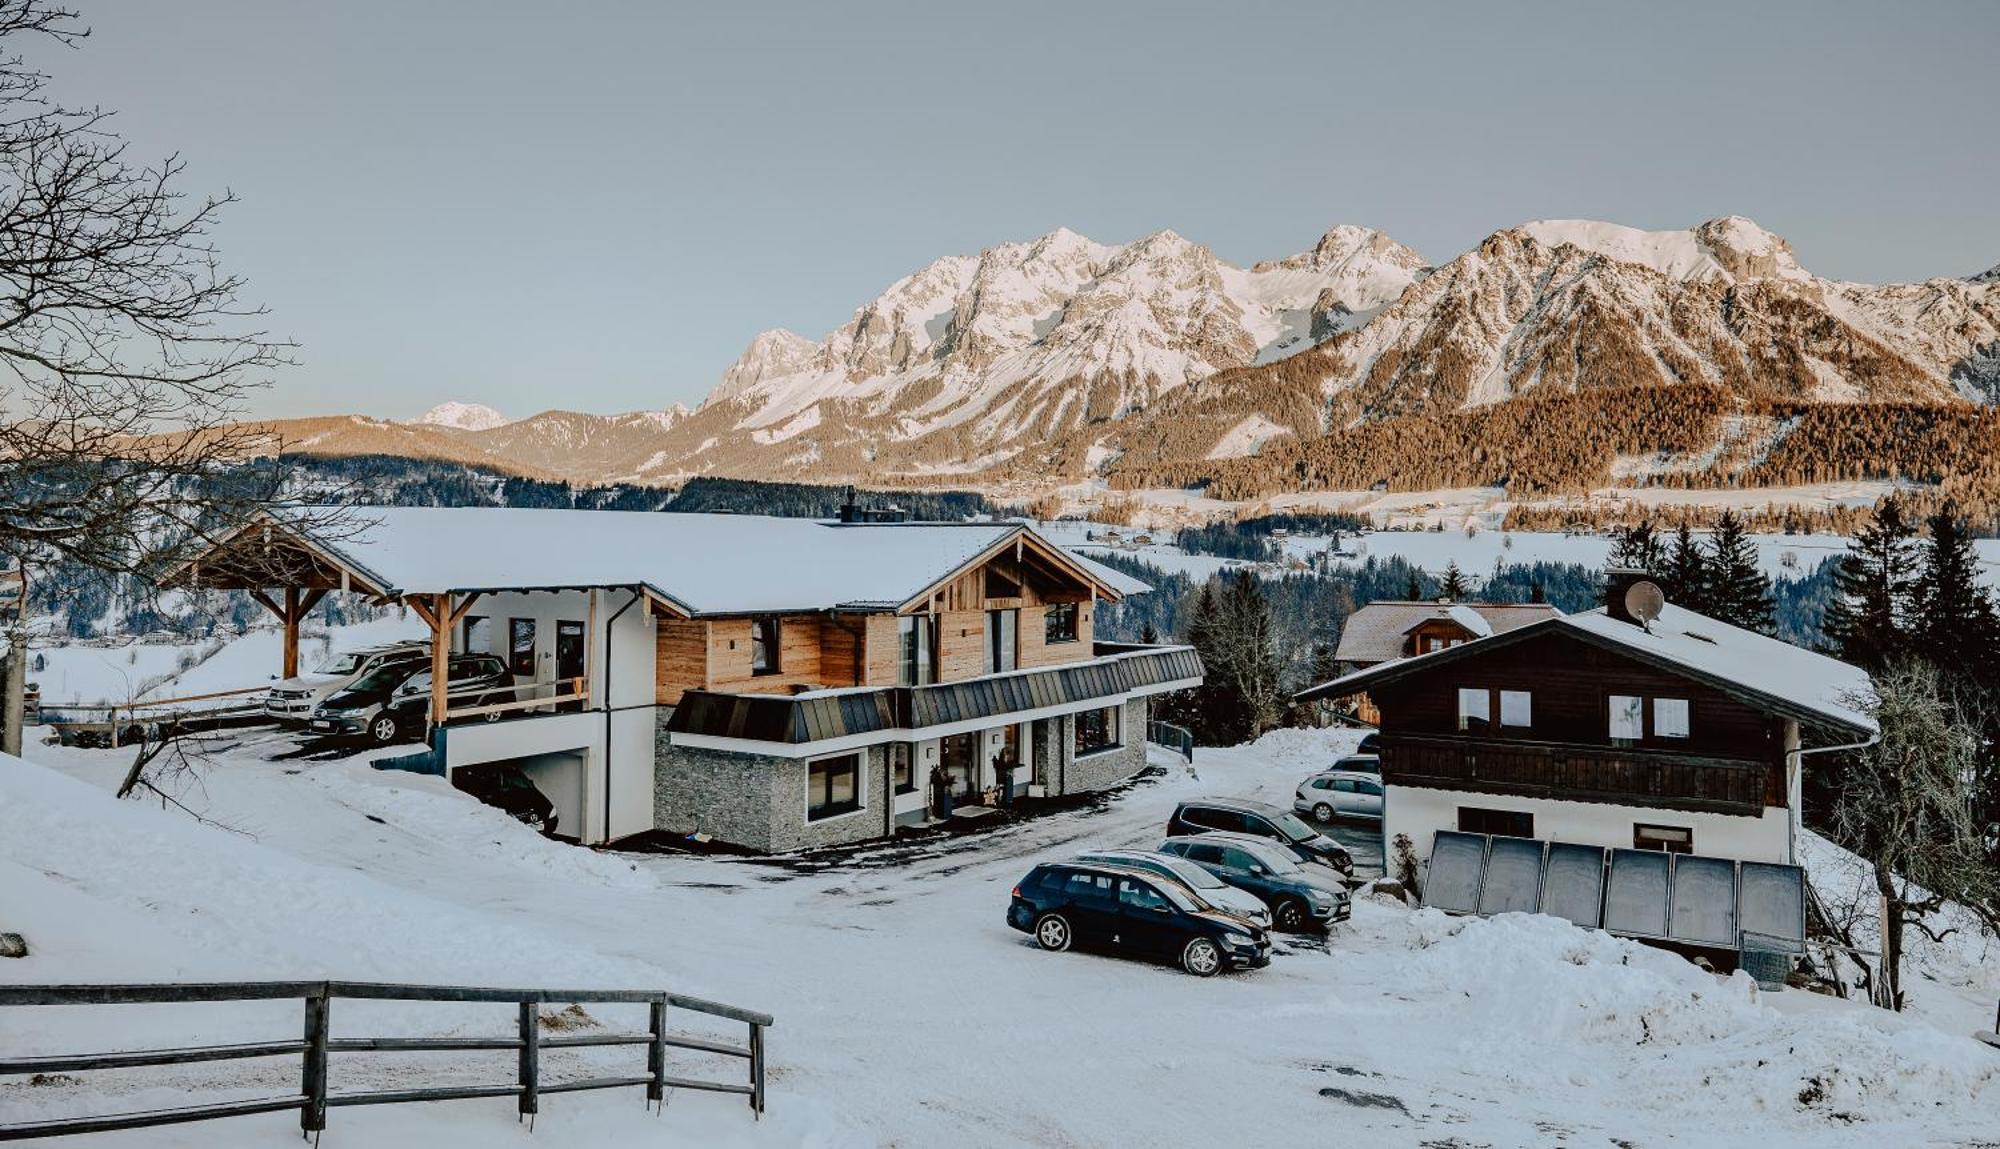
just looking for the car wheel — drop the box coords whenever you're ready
[1033,913,1073,952]
[1181,937,1223,977]
[479,693,504,722]
[368,713,400,745]
[1273,898,1308,932]
[1312,802,1335,822]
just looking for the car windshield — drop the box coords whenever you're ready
[1272,812,1320,841]
[313,652,366,676]
[349,666,411,692]
[1241,841,1302,874]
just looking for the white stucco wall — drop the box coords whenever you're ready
[1384,783,1792,874]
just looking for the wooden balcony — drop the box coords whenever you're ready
[1382,733,1773,816]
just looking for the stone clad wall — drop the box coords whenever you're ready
[654,716,891,853]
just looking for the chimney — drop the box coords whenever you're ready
[1603,567,1664,627]
[838,486,861,524]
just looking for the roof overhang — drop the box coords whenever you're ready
[894,525,1130,615]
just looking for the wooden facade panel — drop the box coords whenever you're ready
[1018,602,1096,670]
[1381,735,1771,817]
[937,610,986,683]
[656,618,709,706]
[863,613,900,687]
[704,614,825,694]
[820,616,867,687]
[1371,629,1782,767]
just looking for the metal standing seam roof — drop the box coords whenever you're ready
[249,506,1147,615]
[1332,601,1564,664]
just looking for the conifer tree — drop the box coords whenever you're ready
[1911,505,1999,683]
[1661,524,1709,611]
[1608,521,1664,574]
[1440,561,1470,601]
[1704,510,1774,633]
[1822,497,1917,671]
[1404,570,1424,600]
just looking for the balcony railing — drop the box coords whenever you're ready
[667,643,1202,746]
[1383,733,1772,816]
[442,677,589,723]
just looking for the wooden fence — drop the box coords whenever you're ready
[0,980,773,1141]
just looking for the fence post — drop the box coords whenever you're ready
[518,999,539,1122]
[646,997,667,1108]
[748,1021,765,1118]
[301,983,329,1136]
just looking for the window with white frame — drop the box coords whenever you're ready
[1499,689,1532,728]
[1608,694,1645,741]
[807,753,861,821]
[1653,697,1691,739]
[1074,706,1120,755]
[749,617,781,676]
[1456,687,1491,731]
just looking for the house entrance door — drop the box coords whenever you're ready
[555,620,585,713]
[940,733,977,805]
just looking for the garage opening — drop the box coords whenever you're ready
[451,749,586,841]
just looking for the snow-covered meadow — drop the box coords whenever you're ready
[3,725,1997,1147]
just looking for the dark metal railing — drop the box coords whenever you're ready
[1146,720,1194,763]
[0,980,773,1142]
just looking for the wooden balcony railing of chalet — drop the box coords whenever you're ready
[1382,733,1772,817]
[667,643,1203,746]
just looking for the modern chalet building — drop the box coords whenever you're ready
[1296,573,1874,963]
[172,506,1200,853]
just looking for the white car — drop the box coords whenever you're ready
[1074,849,1274,928]
[263,642,426,723]
[1294,770,1384,822]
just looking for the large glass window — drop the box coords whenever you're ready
[750,617,781,676]
[897,615,933,686]
[1074,705,1120,755]
[1608,694,1644,741]
[1456,687,1491,732]
[1499,690,1532,728]
[1044,603,1079,645]
[985,609,1018,674]
[1654,698,1691,739]
[806,753,860,821]
[508,618,537,678]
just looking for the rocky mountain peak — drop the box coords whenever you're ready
[713,329,820,404]
[413,401,509,431]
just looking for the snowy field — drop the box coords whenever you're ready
[5,726,1999,1147]
[1039,522,2000,590]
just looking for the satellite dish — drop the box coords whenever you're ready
[1624,580,1666,628]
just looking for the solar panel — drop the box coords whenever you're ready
[1603,849,1671,938]
[1737,862,1807,952]
[1539,842,1607,929]
[1669,854,1737,947]
[1477,837,1545,915]
[1423,831,1487,914]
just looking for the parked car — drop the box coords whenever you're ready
[383,655,516,734]
[1331,753,1380,775]
[1006,860,1271,976]
[308,661,427,744]
[1295,770,1385,822]
[453,762,559,835]
[1075,850,1272,928]
[1158,833,1352,931]
[1167,797,1354,875]
[1356,731,1380,755]
[264,642,426,723]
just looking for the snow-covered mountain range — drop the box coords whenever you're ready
[264,216,1999,491]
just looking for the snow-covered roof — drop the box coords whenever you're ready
[1559,603,1874,735]
[1336,600,1560,664]
[1304,602,1875,736]
[233,507,1143,617]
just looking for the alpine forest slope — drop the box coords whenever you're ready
[235,217,1999,508]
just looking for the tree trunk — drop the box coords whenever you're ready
[1,630,24,758]
[1874,863,1904,1011]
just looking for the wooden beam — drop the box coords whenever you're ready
[428,594,450,733]
[282,587,302,679]
[407,596,441,630]
[246,589,283,618]
[445,591,484,629]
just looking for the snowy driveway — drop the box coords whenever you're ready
[5,727,1999,1148]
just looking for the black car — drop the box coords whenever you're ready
[453,762,559,836]
[1006,861,1270,977]
[309,661,427,744]
[1167,797,1354,876]
[1356,731,1381,755]
[1159,834,1352,931]
[383,655,516,734]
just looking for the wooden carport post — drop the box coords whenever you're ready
[247,586,328,681]
[407,592,482,742]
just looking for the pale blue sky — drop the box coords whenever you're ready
[52,1,2000,419]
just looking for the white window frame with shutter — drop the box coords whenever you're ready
[1456,687,1491,731]
[1609,694,1645,741]
[1499,689,1532,728]
[1653,697,1691,739]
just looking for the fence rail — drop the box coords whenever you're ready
[1146,720,1194,764]
[0,980,773,1142]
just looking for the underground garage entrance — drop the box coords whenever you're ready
[450,750,586,840]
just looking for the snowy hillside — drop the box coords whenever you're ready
[4,727,1998,1146]
[413,401,510,432]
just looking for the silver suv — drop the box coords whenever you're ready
[1295,770,1384,822]
[264,642,426,722]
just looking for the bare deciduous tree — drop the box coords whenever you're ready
[0,2,311,753]
[1832,663,1998,1010]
